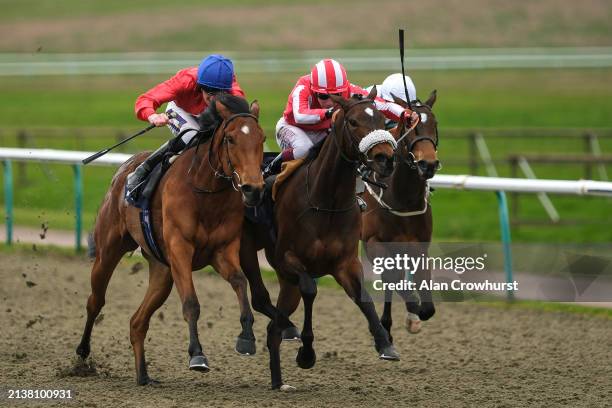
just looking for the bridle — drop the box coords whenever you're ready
[299,98,395,219]
[363,100,440,217]
[188,112,261,194]
[333,98,395,168]
[395,100,440,171]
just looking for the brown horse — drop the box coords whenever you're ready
[240,90,403,390]
[361,90,440,342]
[76,94,266,385]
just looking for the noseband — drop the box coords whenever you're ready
[334,99,396,168]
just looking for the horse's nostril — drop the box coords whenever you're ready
[241,184,254,194]
[374,154,387,163]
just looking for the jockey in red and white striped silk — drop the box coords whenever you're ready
[263,58,416,176]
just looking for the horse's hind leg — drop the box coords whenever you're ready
[212,241,256,356]
[76,232,131,360]
[129,258,173,385]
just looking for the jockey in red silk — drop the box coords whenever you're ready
[264,58,417,176]
[126,54,245,198]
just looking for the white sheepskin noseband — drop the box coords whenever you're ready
[358,129,397,153]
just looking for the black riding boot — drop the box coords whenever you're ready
[125,141,172,197]
[262,152,284,178]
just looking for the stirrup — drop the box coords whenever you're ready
[357,196,367,212]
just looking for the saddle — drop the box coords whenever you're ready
[272,158,305,201]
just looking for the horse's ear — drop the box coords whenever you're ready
[330,94,350,111]
[250,99,260,119]
[367,85,377,100]
[425,89,437,108]
[214,99,232,120]
[390,93,409,108]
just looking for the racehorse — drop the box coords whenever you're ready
[76,94,266,385]
[240,89,402,390]
[361,90,439,342]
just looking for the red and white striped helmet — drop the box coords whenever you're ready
[310,59,349,94]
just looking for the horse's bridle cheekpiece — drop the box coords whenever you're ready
[190,112,259,194]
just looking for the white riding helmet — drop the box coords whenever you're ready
[378,73,417,103]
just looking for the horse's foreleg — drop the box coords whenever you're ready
[166,236,208,372]
[275,274,302,342]
[283,251,317,369]
[129,259,173,385]
[239,232,296,330]
[334,259,400,361]
[414,265,436,321]
[76,233,128,360]
[381,286,394,344]
[213,241,256,356]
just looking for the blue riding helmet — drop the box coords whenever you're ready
[197,54,234,90]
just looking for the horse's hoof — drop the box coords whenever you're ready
[418,302,436,321]
[189,355,210,372]
[406,316,422,334]
[296,346,316,369]
[280,384,296,392]
[378,345,400,361]
[281,326,301,342]
[138,376,161,386]
[235,336,256,356]
[76,343,90,359]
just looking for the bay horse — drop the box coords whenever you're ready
[361,90,440,342]
[76,94,266,385]
[240,89,403,390]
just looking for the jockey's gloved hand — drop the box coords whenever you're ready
[325,107,335,119]
[147,113,170,127]
[403,110,420,129]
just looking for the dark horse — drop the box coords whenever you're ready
[240,90,403,390]
[361,90,440,342]
[76,94,266,385]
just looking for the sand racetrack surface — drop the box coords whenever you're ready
[1,251,611,407]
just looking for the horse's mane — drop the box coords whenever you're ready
[196,93,250,140]
[302,94,368,164]
[303,138,326,164]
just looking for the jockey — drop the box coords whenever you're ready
[126,54,245,196]
[263,59,418,177]
[368,73,417,129]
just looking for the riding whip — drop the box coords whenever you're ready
[82,111,177,165]
[398,29,419,136]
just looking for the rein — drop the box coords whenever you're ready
[298,99,386,220]
[395,101,439,170]
[190,112,259,194]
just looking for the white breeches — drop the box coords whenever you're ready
[275,117,328,159]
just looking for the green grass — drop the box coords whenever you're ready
[1,69,611,242]
[3,1,611,51]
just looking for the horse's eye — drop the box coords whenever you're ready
[226,136,235,145]
[348,119,358,127]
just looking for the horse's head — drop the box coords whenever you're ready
[330,88,396,177]
[213,96,266,206]
[391,90,440,180]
